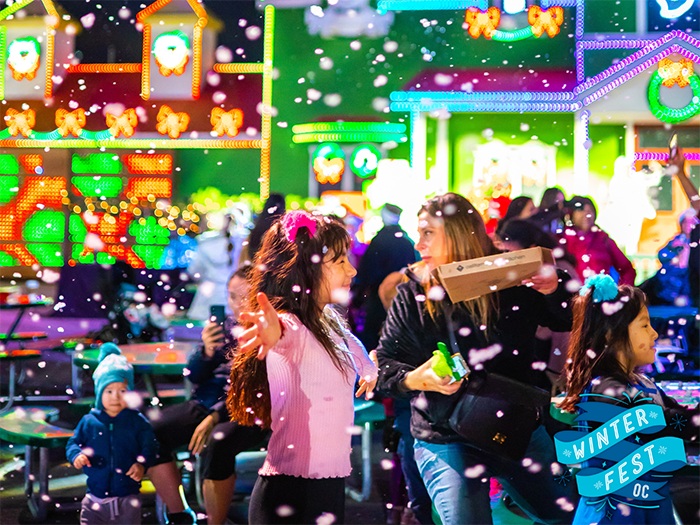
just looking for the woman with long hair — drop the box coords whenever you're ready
[229,211,377,524]
[376,193,577,525]
[559,196,636,285]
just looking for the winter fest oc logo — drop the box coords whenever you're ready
[554,395,687,514]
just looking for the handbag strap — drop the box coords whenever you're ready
[442,301,461,355]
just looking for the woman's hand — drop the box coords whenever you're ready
[522,264,558,295]
[403,356,463,395]
[201,321,224,358]
[238,292,282,360]
[189,412,219,455]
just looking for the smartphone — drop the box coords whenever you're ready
[210,305,226,327]
[669,133,678,159]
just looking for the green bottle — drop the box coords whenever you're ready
[432,342,470,383]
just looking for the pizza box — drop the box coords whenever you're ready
[433,247,554,303]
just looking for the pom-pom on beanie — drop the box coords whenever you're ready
[93,343,134,410]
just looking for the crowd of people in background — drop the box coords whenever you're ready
[67,149,699,525]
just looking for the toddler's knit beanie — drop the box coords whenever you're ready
[93,343,134,410]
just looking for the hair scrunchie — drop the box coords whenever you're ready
[579,273,619,303]
[281,210,317,243]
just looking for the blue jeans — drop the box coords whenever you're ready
[395,405,433,524]
[414,426,577,525]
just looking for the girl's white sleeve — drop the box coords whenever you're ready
[345,330,378,382]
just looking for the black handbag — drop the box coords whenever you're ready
[442,304,551,461]
[448,371,550,461]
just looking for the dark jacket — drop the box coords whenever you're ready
[689,216,699,306]
[352,224,417,350]
[376,272,573,444]
[66,408,158,497]
[186,316,236,420]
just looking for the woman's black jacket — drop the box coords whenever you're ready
[376,271,573,444]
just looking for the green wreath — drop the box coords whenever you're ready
[647,71,700,124]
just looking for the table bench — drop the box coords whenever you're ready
[0,415,73,522]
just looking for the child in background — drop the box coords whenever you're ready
[560,275,699,525]
[67,343,158,525]
[230,210,378,525]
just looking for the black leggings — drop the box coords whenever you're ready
[249,474,345,525]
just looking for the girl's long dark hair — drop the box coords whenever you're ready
[559,284,647,412]
[227,213,352,428]
[416,193,500,331]
[247,193,286,261]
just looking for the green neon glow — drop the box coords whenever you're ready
[29,130,63,140]
[0,155,19,174]
[7,36,40,79]
[0,137,262,149]
[23,211,65,242]
[0,0,35,21]
[96,252,116,265]
[78,129,114,141]
[0,249,18,266]
[153,30,190,66]
[292,122,407,134]
[129,216,170,245]
[26,243,64,267]
[293,133,407,144]
[312,142,345,162]
[69,215,87,242]
[72,154,123,175]
[0,175,18,203]
[491,27,534,42]
[350,144,381,178]
[72,176,123,197]
[71,244,95,264]
[648,71,700,124]
[133,244,166,269]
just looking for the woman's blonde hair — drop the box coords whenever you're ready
[417,193,500,331]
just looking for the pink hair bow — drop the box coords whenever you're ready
[282,211,317,243]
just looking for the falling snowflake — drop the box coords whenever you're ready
[594,481,604,490]
[562,449,572,458]
[658,446,667,455]
[671,414,687,431]
[649,411,658,419]
[554,470,572,486]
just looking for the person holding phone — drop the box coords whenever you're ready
[667,141,700,306]
[148,266,270,525]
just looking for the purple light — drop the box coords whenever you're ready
[579,39,655,50]
[581,44,698,105]
[542,0,578,5]
[392,101,582,112]
[635,152,668,161]
[635,152,700,161]
[575,0,585,40]
[576,42,585,83]
[391,91,576,102]
[574,30,690,95]
[581,110,590,141]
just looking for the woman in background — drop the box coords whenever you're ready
[558,196,636,286]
